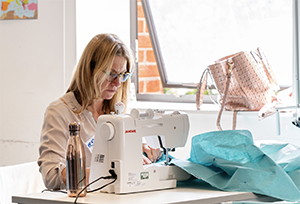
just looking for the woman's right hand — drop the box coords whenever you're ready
[142,144,162,164]
[143,155,152,165]
[61,167,90,185]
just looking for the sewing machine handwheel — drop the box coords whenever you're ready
[100,122,115,141]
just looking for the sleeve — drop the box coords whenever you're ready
[37,104,69,190]
[142,137,147,145]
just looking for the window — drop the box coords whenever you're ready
[131,0,295,104]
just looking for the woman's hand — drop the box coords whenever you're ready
[61,167,90,185]
[142,155,152,165]
[142,144,162,164]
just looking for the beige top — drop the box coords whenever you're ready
[38,92,96,190]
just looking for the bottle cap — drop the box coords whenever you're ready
[69,122,80,131]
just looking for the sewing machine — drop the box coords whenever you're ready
[89,108,191,194]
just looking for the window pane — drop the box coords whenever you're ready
[147,0,292,87]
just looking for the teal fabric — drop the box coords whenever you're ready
[170,130,300,202]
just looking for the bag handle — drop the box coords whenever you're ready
[216,60,238,130]
[196,68,209,110]
[250,47,278,88]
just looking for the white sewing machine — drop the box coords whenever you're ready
[89,108,191,194]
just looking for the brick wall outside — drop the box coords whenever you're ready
[137,0,163,94]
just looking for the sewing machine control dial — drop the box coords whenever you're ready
[100,122,115,141]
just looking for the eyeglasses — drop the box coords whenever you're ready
[103,71,132,82]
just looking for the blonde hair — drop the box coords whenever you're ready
[67,33,134,114]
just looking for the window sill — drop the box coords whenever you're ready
[128,100,295,117]
[128,100,216,112]
[128,101,239,116]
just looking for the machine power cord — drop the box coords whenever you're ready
[41,169,117,204]
[74,169,117,203]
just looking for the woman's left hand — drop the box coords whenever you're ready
[142,144,162,164]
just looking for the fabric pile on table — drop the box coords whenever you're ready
[170,130,300,202]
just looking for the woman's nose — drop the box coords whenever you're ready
[111,76,121,87]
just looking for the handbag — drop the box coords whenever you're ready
[196,47,278,130]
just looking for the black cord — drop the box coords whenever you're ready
[73,169,117,204]
[41,170,118,204]
[87,169,117,193]
[87,177,117,193]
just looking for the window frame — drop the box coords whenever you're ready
[294,0,300,106]
[130,0,209,103]
[140,0,200,90]
[130,0,300,105]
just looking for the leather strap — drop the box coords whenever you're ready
[232,110,238,130]
[197,64,238,130]
[196,68,209,110]
[217,60,238,130]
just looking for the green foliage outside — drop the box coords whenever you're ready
[164,88,214,95]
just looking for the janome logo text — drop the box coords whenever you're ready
[125,129,136,134]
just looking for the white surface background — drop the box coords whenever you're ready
[0,0,130,166]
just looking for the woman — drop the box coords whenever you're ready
[38,33,161,190]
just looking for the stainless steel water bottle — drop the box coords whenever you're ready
[66,122,87,197]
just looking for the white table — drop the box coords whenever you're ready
[12,180,278,204]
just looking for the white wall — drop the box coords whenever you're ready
[0,0,76,166]
[76,0,131,63]
[0,0,131,167]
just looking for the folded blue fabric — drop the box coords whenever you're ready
[171,130,300,201]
